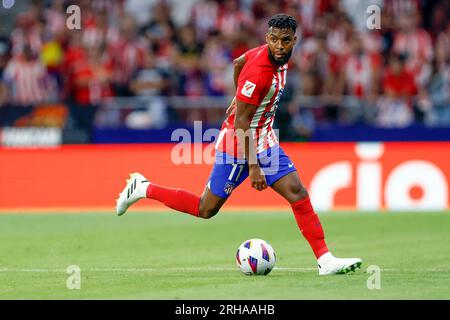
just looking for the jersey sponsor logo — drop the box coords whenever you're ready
[241,80,256,97]
[264,111,274,118]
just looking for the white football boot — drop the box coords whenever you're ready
[317,252,362,276]
[116,172,150,216]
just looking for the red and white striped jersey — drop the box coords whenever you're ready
[108,38,146,84]
[3,57,49,106]
[393,29,433,86]
[393,29,433,66]
[215,44,287,158]
[344,52,381,97]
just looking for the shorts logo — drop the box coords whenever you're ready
[224,182,235,195]
[241,80,256,97]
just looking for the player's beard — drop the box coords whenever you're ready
[268,48,292,66]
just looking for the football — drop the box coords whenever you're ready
[236,239,276,275]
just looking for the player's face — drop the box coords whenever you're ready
[266,27,297,66]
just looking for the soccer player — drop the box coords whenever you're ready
[116,14,362,275]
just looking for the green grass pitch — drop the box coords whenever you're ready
[0,211,449,299]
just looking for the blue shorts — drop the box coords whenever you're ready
[207,145,297,199]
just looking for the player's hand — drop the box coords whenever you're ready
[225,96,236,116]
[249,164,267,191]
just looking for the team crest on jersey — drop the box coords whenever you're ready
[224,182,235,195]
[241,80,256,97]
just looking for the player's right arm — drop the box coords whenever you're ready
[234,99,267,191]
[226,54,247,116]
[233,54,246,89]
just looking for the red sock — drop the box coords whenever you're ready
[146,184,200,217]
[291,197,329,259]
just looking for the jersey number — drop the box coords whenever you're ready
[228,164,245,182]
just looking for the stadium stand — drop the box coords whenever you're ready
[0,0,449,146]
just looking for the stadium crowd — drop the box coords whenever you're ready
[0,0,449,140]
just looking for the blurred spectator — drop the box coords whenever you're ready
[130,51,170,97]
[0,0,449,137]
[0,35,11,108]
[288,74,318,140]
[294,28,329,95]
[142,2,176,70]
[127,50,170,129]
[68,43,113,139]
[2,44,52,106]
[393,11,433,88]
[10,0,46,57]
[217,0,253,41]
[426,62,450,127]
[191,0,220,42]
[296,0,320,36]
[174,25,204,97]
[324,13,354,96]
[428,1,450,36]
[383,53,417,99]
[43,0,66,39]
[201,30,232,96]
[70,44,113,107]
[175,25,203,71]
[63,31,86,100]
[436,22,450,68]
[125,0,159,27]
[376,53,416,127]
[109,15,148,96]
[343,34,381,99]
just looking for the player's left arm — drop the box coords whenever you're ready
[234,99,267,191]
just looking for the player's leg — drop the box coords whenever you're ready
[115,172,202,217]
[263,147,362,275]
[197,185,227,219]
[116,152,248,218]
[270,171,329,258]
[146,181,228,219]
[115,172,226,218]
[197,153,249,218]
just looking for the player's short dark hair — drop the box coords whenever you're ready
[268,14,297,33]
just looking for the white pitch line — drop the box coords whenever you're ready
[0,267,449,273]
[0,267,314,273]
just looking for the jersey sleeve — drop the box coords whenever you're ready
[244,46,262,61]
[236,67,271,106]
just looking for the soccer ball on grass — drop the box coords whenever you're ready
[236,238,276,275]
